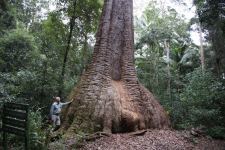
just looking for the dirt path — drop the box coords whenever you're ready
[80,130,225,150]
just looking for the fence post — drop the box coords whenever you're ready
[3,131,7,150]
[3,104,7,150]
[25,106,29,150]
[2,102,29,150]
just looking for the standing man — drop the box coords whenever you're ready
[50,97,72,131]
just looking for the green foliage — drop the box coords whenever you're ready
[194,0,225,30]
[207,126,225,139]
[0,28,37,72]
[135,0,198,109]
[179,46,200,73]
[0,0,102,110]
[0,0,102,148]
[135,1,225,139]
[0,0,16,35]
[0,28,56,108]
[135,1,191,55]
[136,54,169,97]
[0,29,43,106]
[70,0,102,33]
[8,0,49,28]
[177,68,225,138]
[29,110,49,149]
[193,0,225,76]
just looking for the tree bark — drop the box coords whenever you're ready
[198,23,205,71]
[62,0,170,134]
[211,27,225,77]
[164,40,171,99]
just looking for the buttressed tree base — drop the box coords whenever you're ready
[61,0,170,134]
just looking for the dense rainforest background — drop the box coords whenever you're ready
[0,0,225,149]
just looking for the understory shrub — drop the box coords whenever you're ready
[177,68,225,138]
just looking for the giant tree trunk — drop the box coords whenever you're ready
[62,0,170,134]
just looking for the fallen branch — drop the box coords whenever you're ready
[129,130,147,136]
[84,132,111,141]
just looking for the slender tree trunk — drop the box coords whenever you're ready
[199,23,205,71]
[164,40,171,99]
[62,0,170,134]
[81,33,88,73]
[58,0,77,97]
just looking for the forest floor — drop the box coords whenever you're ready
[49,129,225,150]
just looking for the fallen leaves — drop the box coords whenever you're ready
[80,129,225,150]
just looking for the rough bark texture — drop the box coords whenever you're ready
[62,0,170,134]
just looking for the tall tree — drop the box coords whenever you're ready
[58,0,77,97]
[198,23,205,70]
[61,0,170,134]
[194,0,225,76]
[164,40,171,99]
